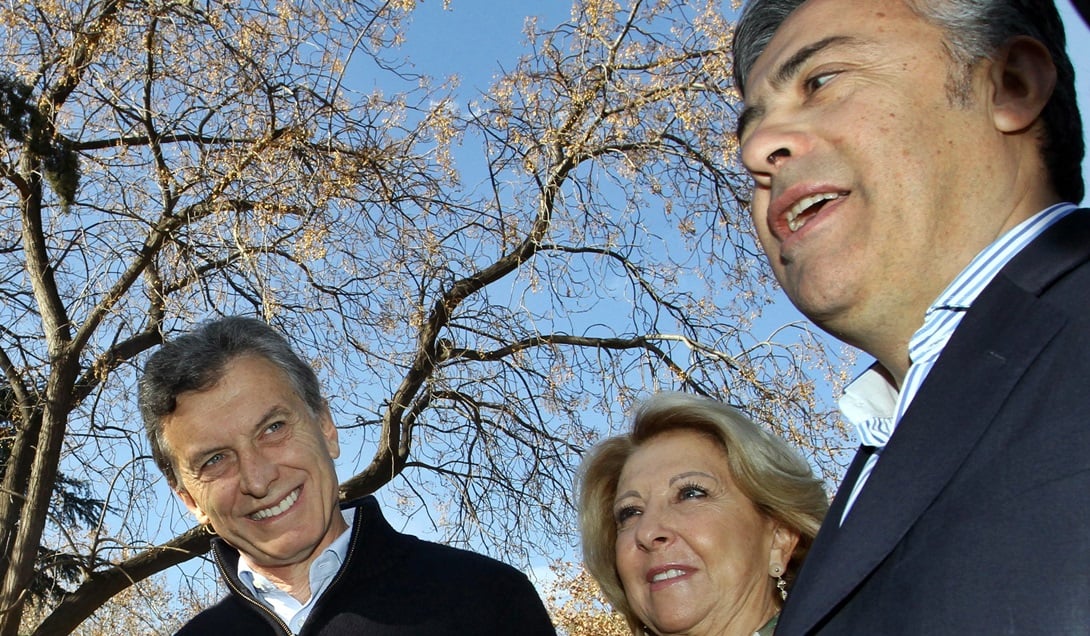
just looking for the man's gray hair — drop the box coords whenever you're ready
[138,316,325,489]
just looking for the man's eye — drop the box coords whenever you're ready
[804,72,836,94]
[202,453,224,469]
[265,421,285,434]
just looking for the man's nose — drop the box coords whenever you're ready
[740,116,813,181]
[238,447,278,498]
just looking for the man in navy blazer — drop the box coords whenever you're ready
[732,0,1086,633]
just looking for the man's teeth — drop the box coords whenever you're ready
[651,568,687,583]
[250,489,299,520]
[786,192,843,231]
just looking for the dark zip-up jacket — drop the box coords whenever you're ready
[176,496,557,635]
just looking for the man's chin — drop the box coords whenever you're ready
[231,534,323,568]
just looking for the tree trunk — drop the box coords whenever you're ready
[0,376,72,636]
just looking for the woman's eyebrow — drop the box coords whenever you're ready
[668,470,716,486]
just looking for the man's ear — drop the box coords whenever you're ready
[768,522,801,572]
[319,402,340,460]
[988,35,1056,134]
[176,488,211,526]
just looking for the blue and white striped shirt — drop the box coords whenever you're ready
[838,202,1078,524]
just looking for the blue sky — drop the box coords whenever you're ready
[137,0,1090,613]
[1058,2,1090,206]
[401,1,1090,206]
[385,0,1090,577]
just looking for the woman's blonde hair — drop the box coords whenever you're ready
[578,392,828,633]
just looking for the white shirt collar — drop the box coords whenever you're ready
[237,508,353,616]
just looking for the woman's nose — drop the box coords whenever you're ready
[633,507,675,551]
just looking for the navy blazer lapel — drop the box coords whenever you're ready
[823,445,872,526]
[782,279,1065,634]
[778,445,872,627]
[779,209,1090,634]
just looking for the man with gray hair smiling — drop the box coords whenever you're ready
[139,315,556,635]
[733,0,1087,633]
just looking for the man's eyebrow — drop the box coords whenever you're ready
[772,35,860,90]
[735,35,863,141]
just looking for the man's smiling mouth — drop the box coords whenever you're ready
[785,192,847,232]
[249,488,300,520]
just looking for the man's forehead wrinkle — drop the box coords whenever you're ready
[770,35,862,91]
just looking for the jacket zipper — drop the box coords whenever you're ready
[213,546,294,635]
[296,508,361,633]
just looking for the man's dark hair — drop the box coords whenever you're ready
[732,0,1084,203]
[138,316,325,489]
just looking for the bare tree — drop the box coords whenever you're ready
[0,1,850,633]
[544,561,630,636]
[20,554,214,635]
